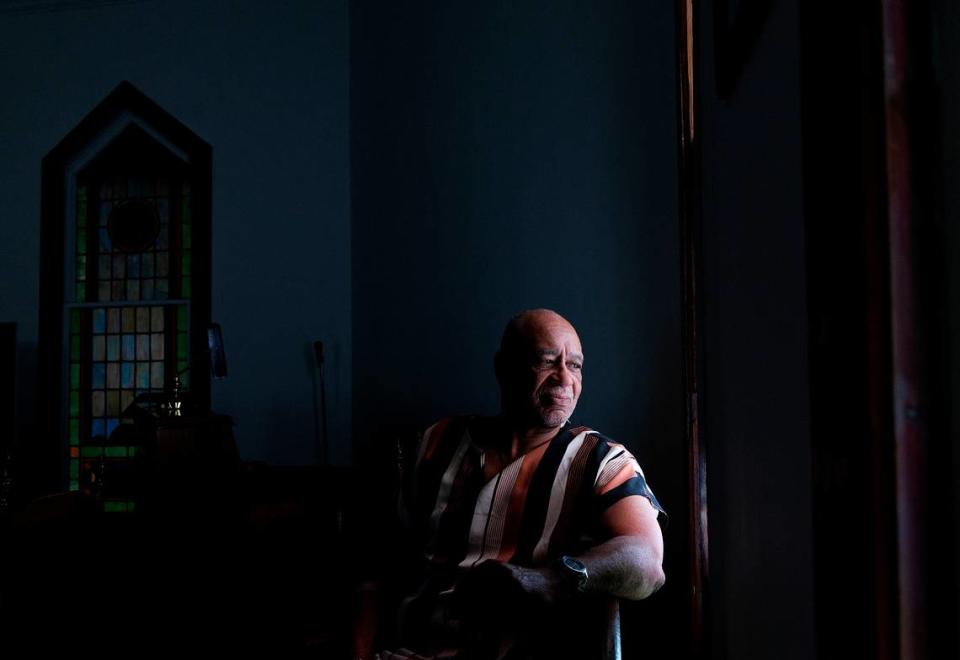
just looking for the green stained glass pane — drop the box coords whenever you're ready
[76,282,86,301]
[78,186,87,203]
[69,391,79,417]
[182,251,191,276]
[177,305,187,331]
[81,447,103,458]
[78,231,87,254]
[92,390,105,416]
[129,446,138,457]
[127,502,136,514]
[70,364,80,388]
[150,362,164,389]
[69,460,79,479]
[136,308,150,333]
[71,335,81,359]
[107,363,119,388]
[151,307,164,332]
[151,333,164,360]
[177,333,188,359]
[105,446,127,458]
[108,308,121,334]
[106,390,120,416]
[77,256,87,281]
[182,277,191,298]
[77,203,86,227]
[182,226,191,249]
[177,360,188,375]
[70,309,81,334]
[69,419,80,445]
[103,501,129,514]
[142,253,155,278]
[69,480,79,492]
[157,252,169,278]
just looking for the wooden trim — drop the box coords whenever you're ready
[677,1,709,657]
[881,2,929,658]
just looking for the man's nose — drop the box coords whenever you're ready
[552,362,575,387]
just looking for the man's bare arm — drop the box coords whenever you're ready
[576,494,665,600]
[472,494,665,606]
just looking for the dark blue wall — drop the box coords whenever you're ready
[0,0,352,466]
[350,1,682,472]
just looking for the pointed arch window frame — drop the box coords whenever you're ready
[38,81,212,493]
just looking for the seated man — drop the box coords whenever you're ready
[363,309,666,660]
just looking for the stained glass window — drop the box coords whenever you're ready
[66,173,193,511]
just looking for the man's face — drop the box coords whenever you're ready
[504,312,584,428]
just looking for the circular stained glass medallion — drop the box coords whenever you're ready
[107,199,160,252]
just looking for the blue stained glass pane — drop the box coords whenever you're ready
[93,308,106,333]
[92,419,106,438]
[127,254,140,278]
[100,201,112,226]
[122,335,135,360]
[142,254,155,277]
[136,363,149,389]
[106,335,120,361]
[121,362,134,388]
[142,279,155,299]
[157,225,168,250]
[106,418,120,437]
[99,228,111,251]
[156,279,169,299]
[92,363,106,388]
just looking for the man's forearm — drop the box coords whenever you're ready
[574,534,665,601]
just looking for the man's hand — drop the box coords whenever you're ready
[454,560,563,615]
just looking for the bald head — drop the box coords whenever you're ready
[496,309,584,428]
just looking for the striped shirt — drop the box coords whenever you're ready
[397,416,666,654]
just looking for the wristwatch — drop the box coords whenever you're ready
[557,555,589,594]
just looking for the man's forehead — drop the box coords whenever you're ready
[532,345,585,361]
